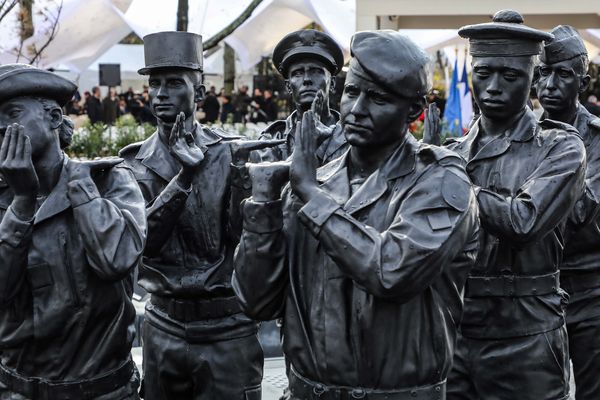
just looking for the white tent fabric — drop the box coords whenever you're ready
[0,0,599,75]
[223,0,355,70]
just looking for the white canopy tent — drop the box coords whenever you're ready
[0,0,599,89]
[0,0,355,73]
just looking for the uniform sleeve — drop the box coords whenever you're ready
[227,164,251,241]
[68,167,147,281]
[477,133,586,242]
[298,165,478,301]
[568,133,600,227]
[0,206,33,304]
[144,176,191,257]
[232,198,288,320]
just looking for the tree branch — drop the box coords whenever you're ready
[203,0,263,51]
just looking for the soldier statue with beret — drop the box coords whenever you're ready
[535,25,600,400]
[0,64,147,399]
[119,32,264,399]
[439,10,587,400]
[233,30,479,399]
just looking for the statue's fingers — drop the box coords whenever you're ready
[7,124,18,160]
[14,125,25,159]
[0,125,12,161]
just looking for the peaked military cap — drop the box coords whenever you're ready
[272,29,344,76]
[139,31,203,75]
[540,25,588,64]
[0,64,77,106]
[459,9,553,57]
[349,30,431,99]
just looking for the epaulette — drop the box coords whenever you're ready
[207,126,243,140]
[418,142,464,166]
[540,118,579,135]
[588,117,600,131]
[118,141,143,158]
[262,120,287,137]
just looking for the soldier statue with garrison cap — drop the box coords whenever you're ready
[535,25,600,400]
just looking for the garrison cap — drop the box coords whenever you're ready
[272,29,344,76]
[139,31,203,75]
[540,25,588,64]
[349,30,431,99]
[0,64,77,106]
[459,10,553,57]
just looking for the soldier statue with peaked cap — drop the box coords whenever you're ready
[535,25,600,400]
[119,32,263,399]
[233,30,479,399]
[248,29,349,165]
[441,10,587,400]
[0,64,147,399]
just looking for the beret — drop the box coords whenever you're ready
[349,30,430,99]
[139,31,203,75]
[0,64,77,106]
[272,29,344,76]
[540,25,587,64]
[459,10,553,57]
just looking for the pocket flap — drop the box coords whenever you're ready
[27,263,53,290]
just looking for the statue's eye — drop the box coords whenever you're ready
[8,109,21,119]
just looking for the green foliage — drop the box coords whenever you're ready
[67,115,155,159]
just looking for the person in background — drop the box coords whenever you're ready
[263,89,279,122]
[201,85,220,124]
[220,95,235,124]
[102,87,119,126]
[86,86,103,124]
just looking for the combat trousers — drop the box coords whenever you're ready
[141,319,263,400]
[447,326,570,400]
[562,284,600,400]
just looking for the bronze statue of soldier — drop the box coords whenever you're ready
[250,29,348,165]
[119,32,263,400]
[0,64,146,399]
[535,25,600,400]
[440,10,587,400]
[233,30,479,400]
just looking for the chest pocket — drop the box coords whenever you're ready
[26,232,82,340]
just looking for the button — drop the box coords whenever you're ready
[310,210,319,218]
[14,231,22,239]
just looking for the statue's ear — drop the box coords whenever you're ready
[285,80,292,94]
[49,106,63,130]
[406,97,426,123]
[579,74,591,94]
[195,84,206,103]
[329,76,336,95]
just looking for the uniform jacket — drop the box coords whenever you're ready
[254,110,348,164]
[445,108,586,339]
[120,124,256,340]
[0,157,146,381]
[233,134,479,389]
[560,104,600,274]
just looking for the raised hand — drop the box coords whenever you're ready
[229,138,286,166]
[310,90,334,144]
[169,112,205,170]
[0,124,39,197]
[290,110,319,202]
[422,103,442,146]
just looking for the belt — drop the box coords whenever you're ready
[465,271,559,298]
[151,295,242,322]
[289,368,446,400]
[561,272,600,293]
[0,358,134,400]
